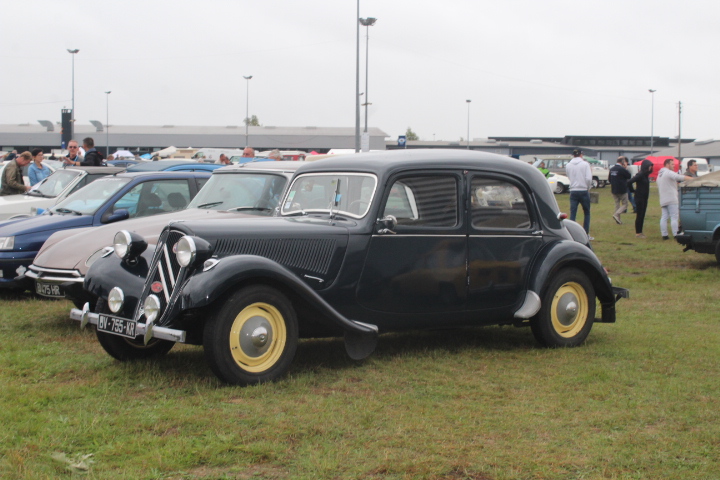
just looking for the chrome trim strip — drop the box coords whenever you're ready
[28,265,82,276]
[371,234,467,238]
[156,261,171,303]
[69,308,186,343]
[24,271,84,283]
[162,244,176,287]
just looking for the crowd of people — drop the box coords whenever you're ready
[560,150,694,241]
[1,137,106,196]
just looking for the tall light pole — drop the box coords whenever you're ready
[648,89,656,154]
[67,49,79,135]
[354,0,361,152]
[243,75,253,147]
[359,17,377,139]
[466,99,472,149]
[105,91,111,157]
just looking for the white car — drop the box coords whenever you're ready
[547,172,569,194]
[0,166,124,220]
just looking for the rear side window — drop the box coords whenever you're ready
[382,175,458,227]
[470,177,530,230]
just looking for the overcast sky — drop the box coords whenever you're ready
[2,0,719,143]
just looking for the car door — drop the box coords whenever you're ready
[357,171,467,317]
[466,173,543,315]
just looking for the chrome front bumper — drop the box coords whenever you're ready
[69,304,187,343]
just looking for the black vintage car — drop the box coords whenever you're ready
[71,150,628,385]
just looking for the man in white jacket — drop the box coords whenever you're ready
[657,158,692,240]
[566,149,593,238]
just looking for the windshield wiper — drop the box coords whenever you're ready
[26,190,50,197]
[196,201,224,209]
[54,207,83,216]
[226,206,273,213]
[284,210,308,217]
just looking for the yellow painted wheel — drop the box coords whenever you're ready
[229,302,287,373]
[204,285,298,385]
[550,282,589,338]
[531,268,595,347]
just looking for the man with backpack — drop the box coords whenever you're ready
[81,137,105,166]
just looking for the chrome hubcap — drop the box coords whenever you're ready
[557,293,579,326]
[251,326,269,348]
[238,316,273,358]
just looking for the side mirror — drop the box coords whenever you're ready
[102,208,130,224]
[377,214,397,234]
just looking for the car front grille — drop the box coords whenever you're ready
[134,229,186,325]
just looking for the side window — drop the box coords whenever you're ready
[471,177,531,230]
[383,175,458,227]
[196,177,210,191]
[67,177,88,195]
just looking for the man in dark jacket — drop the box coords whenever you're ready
[609,156,631,224]
[82,137,105,166]
[627,159,653,238]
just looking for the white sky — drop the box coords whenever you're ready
[2,0,719,142]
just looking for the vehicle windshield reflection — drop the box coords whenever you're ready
[281,173,377,218]
[34,169,82,198]
[51,177,130,215]
[187,173,288,213]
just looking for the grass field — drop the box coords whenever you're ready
[1,185,719,479]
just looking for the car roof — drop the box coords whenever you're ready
[61,166,126,174]
[214,160,304,174]
[102,171,212,180]
[125,160,219,172]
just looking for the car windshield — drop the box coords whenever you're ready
[51,177,130,215]
[281,173,377,218]
[33,169,82,197]
[187,173,288,213]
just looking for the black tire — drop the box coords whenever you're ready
[555,182,566,194]
[203,285,298,386]
[95,300,175,361]
[592,177,599,189]
[530,268,596,347]
[714,241,720,265]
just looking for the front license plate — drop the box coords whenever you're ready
[98,314,137,339]
[36,281,62,298]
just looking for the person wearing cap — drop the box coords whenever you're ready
[566,149,593,238]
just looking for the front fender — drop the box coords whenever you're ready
[84,246,154,315]
[527,240,614,303]
[178,254,377,337]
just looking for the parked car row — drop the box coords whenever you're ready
[40,149,628,386]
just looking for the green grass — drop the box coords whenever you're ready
[2,185,719,479]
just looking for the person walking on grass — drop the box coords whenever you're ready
[566,149,593,239]
[627,159,653,238]
[609,156,631,225]
[657,158,692,240]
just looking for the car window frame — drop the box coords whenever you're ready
[466,171,539,234]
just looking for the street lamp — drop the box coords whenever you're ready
[354,0,361,152]
[243,75,253,147]
[105,91,111,157]
[649,89,656,154]
[466,99,472,149]
[359,17,377,141]
[67,49,79,134]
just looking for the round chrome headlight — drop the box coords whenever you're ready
[143,294,161,323]
[108,287,124,313]
[113,230,132,259]
[175,236,197,267]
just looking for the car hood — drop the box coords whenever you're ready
[32,208,257,272]
[0,193,56,219]
[0,212,93,238]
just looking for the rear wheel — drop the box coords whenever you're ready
[531,268,595,347]
[555,182,566,194]
[592,177,600,189]
[203,285,298,385]
[95,300,175,361]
